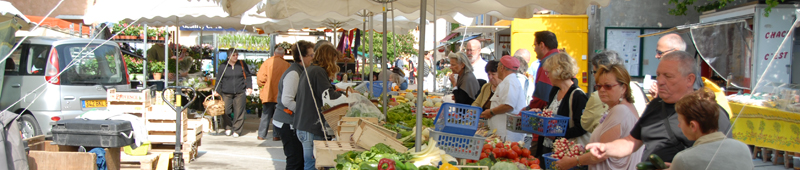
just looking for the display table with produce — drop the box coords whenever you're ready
[729,102,800,153]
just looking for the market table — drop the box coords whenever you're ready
[730,102,800,153]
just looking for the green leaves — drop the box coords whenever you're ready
[358,31,416,62]
[668,0,784,17]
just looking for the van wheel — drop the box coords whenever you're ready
[18,114,42,139]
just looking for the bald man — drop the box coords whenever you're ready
[650,33,688,97]
[465,39,488,82]
[514,48,537,102]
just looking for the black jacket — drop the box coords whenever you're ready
[216,61,253,94]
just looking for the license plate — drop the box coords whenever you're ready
[82,100,107,108]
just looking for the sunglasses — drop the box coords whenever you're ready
[595,83,622,90]
[656,48,676,56]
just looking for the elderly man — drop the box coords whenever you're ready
[514,49,537,102]
[528,31,559,109]
[585,51,732,164]
[650,33,687,96]
[465,39,489,82]
[257,46,290,141]
[480,56,527,142]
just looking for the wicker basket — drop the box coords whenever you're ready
[323,104,350,131]
[203,95,225,116]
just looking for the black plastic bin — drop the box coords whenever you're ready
[51,119,134,148]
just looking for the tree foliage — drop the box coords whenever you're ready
[357,31,416,62]
[668,0,785,17]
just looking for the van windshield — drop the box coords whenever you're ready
[57,44,126,85]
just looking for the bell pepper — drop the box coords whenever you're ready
[378,158,396,170]
[360,161,379,170]
[438,162,457,170]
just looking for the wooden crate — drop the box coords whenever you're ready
[336,125,356,141]
[149,132,202,165]
[314,140,366,169]
[120,153,159,170]
[360,121,397,138]
[108,89,153,113]
[352,123,407,153]
[25,138,121,170]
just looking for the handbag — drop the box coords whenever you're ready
[568,88,592,146]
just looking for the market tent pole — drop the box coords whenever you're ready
[164,26,169,89]
[143,24,148,84]
[432,1,436,93]
[369,15,374,97]
[381,3,389,117]
[415,0,426,152]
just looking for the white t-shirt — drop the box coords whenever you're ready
[472,59,488,82]
[488,73,527,142]
[526,60,540,101]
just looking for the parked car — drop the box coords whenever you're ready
[0,37,131,139]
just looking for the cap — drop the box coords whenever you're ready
[500,55,519,71]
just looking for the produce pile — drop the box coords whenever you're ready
[384,103,435,148]
[335,138,456,170]
[471,138,541,170]
[550,138,585,159]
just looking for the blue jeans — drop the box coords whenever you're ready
[296,130,324,170]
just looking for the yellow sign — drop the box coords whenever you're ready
[730,102,800,153]
[83,100,107,108]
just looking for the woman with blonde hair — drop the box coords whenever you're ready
[533,53,589,167]
[554,64,642,170]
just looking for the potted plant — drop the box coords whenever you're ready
[149,61,164,80]
[124,54,144,80]
[147,28,158,40]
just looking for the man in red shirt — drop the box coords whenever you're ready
[528,31,559,110]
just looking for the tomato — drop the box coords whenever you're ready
[508,150,519,159]
[522,149,531,157]
[493,148,503,157]
[480,153,488,160]
[511,142,520,148]
[530,164,541,169]
[495,142,504,149]
[519,158,529,166]
[511,145,522,155]
[484,144,492,150]
[484,148,492,154]
[531,157,540,165]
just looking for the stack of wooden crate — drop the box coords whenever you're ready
[107,89,153,125]
[145,105,188,144]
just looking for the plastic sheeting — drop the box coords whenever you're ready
[690,21,753,90]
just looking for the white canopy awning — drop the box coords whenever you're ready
[242,8,431,33]
[0,1,31,30]
[254,0,610,22]
[84,0,245,29]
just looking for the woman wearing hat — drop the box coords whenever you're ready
[479,56,527,142]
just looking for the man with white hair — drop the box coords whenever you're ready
[465,39,488,82]
[650,33,687,97]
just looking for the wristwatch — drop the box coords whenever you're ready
[490,109,495,116]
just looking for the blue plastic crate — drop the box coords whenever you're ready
[429,130,485,160]
[543,153,585,170]
[520,111,570,136]
[433,103,481,136]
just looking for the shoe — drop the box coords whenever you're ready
[257,137,265,140]
[225,130,231,136]
[272,137,281,141]
[233,133,239,138]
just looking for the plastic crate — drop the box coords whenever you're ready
[506,114,527,133]
[521,111,570,136]
[433,103,482,136]
[429,130,485,160]
[543,153,585,170]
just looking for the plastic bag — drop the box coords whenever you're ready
[345,92,385,121]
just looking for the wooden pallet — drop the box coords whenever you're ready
[120,153,160,170]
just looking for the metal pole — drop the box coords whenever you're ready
[415,0,427,152]
[382,3,389,117]
[143,24,148,86]
[432,1,436,93]
[165,27,169,89]
[363,14,367,81]
[369,14,374,97]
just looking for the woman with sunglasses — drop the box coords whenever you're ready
[532,53,589,168]
[553,64,643,170]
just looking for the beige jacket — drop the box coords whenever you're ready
[581,91,608,132]
[471,83,494,108]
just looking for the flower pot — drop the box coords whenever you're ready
[159,37,165,40]
[153,73,162,80]
[149,37,156,40]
